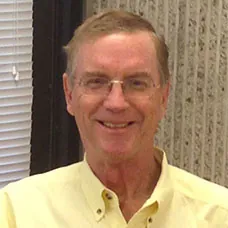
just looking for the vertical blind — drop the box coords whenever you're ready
[0,0,33,188]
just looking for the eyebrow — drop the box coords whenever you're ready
[82,71,153,78]
[126,72,152,79]
[82,71,108,78]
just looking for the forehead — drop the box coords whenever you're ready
[76,32,159,76]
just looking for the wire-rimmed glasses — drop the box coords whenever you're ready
[77,74,160,99]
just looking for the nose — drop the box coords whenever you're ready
[103,83,130,112]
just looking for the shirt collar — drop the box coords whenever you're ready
[79,148,174,220]
[143,147,174,211]
[79,159,106,221]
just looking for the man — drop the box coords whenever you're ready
[0,10,228,228]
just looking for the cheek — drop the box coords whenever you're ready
[73,96,92,143]
[70,93,82,116]
[138,100,163,128]
[73,93,101,126]
[73,94,88,121]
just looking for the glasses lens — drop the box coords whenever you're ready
[124,77,156,98]
[80,76,109,95]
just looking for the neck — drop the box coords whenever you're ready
[87,148,161,203]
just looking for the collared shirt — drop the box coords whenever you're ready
[0,149,228,228]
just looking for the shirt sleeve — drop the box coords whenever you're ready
[0,190,16,228]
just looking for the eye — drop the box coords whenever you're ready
[127,78,150,90]
[83,77,108,89]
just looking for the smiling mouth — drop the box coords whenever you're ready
[98,121,134,129]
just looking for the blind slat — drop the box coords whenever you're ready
[0,11,32,20]
[0,37,32,48]
[0,129,31,141]
[0,112,31,123]
[0,54,31,61]
[0,120,31,132]
[0,153,30,166]
[0,20,32,29]
[0,163,30,174]
[0,68,31,74]
[0,49,32,55]
[0,137,30,149]
[0,95,33,106]
[0,27,31,33]
[0,89,33,98]
[0,2,32,11]
[0,104,32,115]
[0,54,32,63]
[0,145,30,156]
[0,1,32,4]
[0,62,31,73]
[0,79,32,89]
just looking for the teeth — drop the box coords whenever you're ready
[103,122,128,128]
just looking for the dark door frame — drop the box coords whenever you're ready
[31,0,84,175]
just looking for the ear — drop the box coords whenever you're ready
[63,73,74,116]
[160,80,170,118]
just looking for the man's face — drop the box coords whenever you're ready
[63,32,169,164]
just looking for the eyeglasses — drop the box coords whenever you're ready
[77,75,160,99]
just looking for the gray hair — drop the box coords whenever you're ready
[63,10,170,86]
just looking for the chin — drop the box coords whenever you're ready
[101,146,135,163]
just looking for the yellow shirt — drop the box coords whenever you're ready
[0,149,228,228]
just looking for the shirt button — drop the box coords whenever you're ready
[96,208,102,214]
[148,217,153,223]
[105,193,113,200]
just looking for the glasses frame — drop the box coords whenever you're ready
[77,77,161,99]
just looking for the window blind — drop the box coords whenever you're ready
[0,0,33,188]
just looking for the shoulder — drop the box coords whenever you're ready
[0,161,91,227]
[2,161,83,197]
[169,164,228,209]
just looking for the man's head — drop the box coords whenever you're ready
[63,10,170,164]
[64,10,170,86]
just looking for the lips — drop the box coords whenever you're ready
[98,121,134,129]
